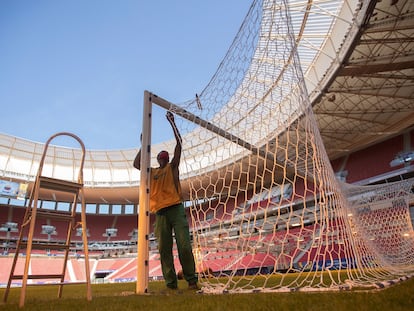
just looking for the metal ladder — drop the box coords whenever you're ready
[3,132,92,307]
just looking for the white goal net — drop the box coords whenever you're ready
[144,0,414,293]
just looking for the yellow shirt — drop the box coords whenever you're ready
[149,163,182,213]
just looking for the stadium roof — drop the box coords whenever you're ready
[0,0,413,204]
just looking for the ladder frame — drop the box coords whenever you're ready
[3,132,92,307]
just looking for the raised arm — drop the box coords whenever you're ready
[133,149,141,170]
[166,111,182,168]
[133,134,142,170]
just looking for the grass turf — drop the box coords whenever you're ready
[0,276,413,311]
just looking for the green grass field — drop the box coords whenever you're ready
[1,276,413,311]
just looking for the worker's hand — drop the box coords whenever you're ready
[166,111,174,123]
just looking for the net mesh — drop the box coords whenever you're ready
[151,0,414,293]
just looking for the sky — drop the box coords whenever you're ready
[0,0,252,150]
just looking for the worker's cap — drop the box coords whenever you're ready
[157,150,169,161]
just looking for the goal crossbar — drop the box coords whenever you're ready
[150,92,267,159]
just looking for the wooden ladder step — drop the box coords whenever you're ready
[35,210,74,221]
[12,274,65,280]
[16,281,87,287]
[19,242,70,250]
[38,176,83,193]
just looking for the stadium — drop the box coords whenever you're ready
[1,0,414,309]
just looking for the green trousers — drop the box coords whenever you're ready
[154,203,197,288]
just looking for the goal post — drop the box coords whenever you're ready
[136,91,152,294]
[151,93,265,158]
[136,90,269,293]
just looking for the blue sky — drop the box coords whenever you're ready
[0,0,252,150]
